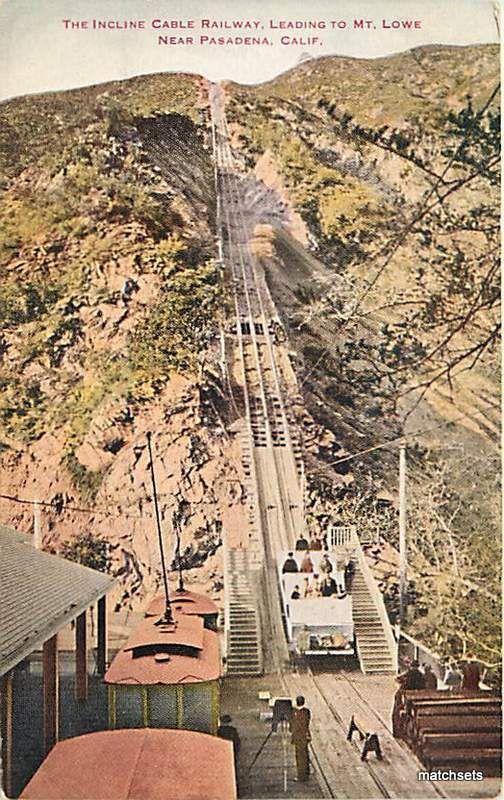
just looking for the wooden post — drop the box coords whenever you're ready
[399,445,407,627]
[43,635,58,755]
[75,611,87,701]
[97,596,107,677]
[33,500,42,549]
[1,671,13,797]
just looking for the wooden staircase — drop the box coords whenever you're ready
[329,527,397,675]
[352,562,397,674]
[224,548,263,676]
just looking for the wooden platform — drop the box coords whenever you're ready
[221,675,323,799]
[222,668,502,799]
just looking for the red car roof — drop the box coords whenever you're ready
[146,590,219,618]
[104,620,220,685]
[21,729,236,800]
[124,613,205,653]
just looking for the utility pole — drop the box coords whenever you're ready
[300,459,305,528]
[146,432,173,625]
[398,445,407,627]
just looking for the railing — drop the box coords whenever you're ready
[221,532,231,676]
[395,628,495,690]
[354,536,398,671]
[328,524,379,547]
[329,525,356,548]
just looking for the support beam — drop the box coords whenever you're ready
[43,635,58,755]
[75,611,88,701]
[0,671,13,798]
[97,596,107,677]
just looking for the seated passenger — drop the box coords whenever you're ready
[302,577,313,598]
[319,553,333,575]
[309,535,322,551]
[320,576,337,597]
[282,552,298,573]
[311,574,322,597]
[300,551,314,573]
[295,534,309,551]
[291,585,301,600]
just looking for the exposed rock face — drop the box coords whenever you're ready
[0,374,249,610]
[0,74,245,612]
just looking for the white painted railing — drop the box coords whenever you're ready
[329,525,357,548]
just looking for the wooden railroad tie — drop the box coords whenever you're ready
[347,715,383,762]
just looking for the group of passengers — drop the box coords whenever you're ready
[283,542,356,599]
[392,656,484,739]
[290,574,341,599]
[293,533,325,551]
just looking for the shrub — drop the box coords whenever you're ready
[60,531,110,572]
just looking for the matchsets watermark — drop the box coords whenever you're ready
[418,769,484,782]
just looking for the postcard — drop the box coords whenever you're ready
[0,1,500,798]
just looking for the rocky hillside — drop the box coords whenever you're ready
[226,44,500,670]
[0,73,246,610]
[0,46,500,672]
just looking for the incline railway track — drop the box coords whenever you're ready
[211,86,303,561]
[211,82,304,671]
[282,664,445,799]
[210,83,446,800]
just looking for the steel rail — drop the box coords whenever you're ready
[217,120,291,553]
[220,113,302,550]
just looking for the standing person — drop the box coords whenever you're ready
[344,558,356,592]
[217,714,241,770]
[461,654,481,692]
[319,553,333,576]
[403,660,426,690]
[392,665,409,738]
[423,663,438,690]
[392,658,425,738]
[289,696,311,782]
[300,551,314,573]
[334,554,346,594]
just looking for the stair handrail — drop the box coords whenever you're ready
[352,530,398,672]
[221,532,231,676]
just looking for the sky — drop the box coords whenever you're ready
[0,0,499,101]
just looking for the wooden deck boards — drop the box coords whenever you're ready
[328,669,501,800]
[221,670,501,799]
[310,672,440,799]
[284,671,387,799]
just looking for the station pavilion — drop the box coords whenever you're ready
[0,525,115,797]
